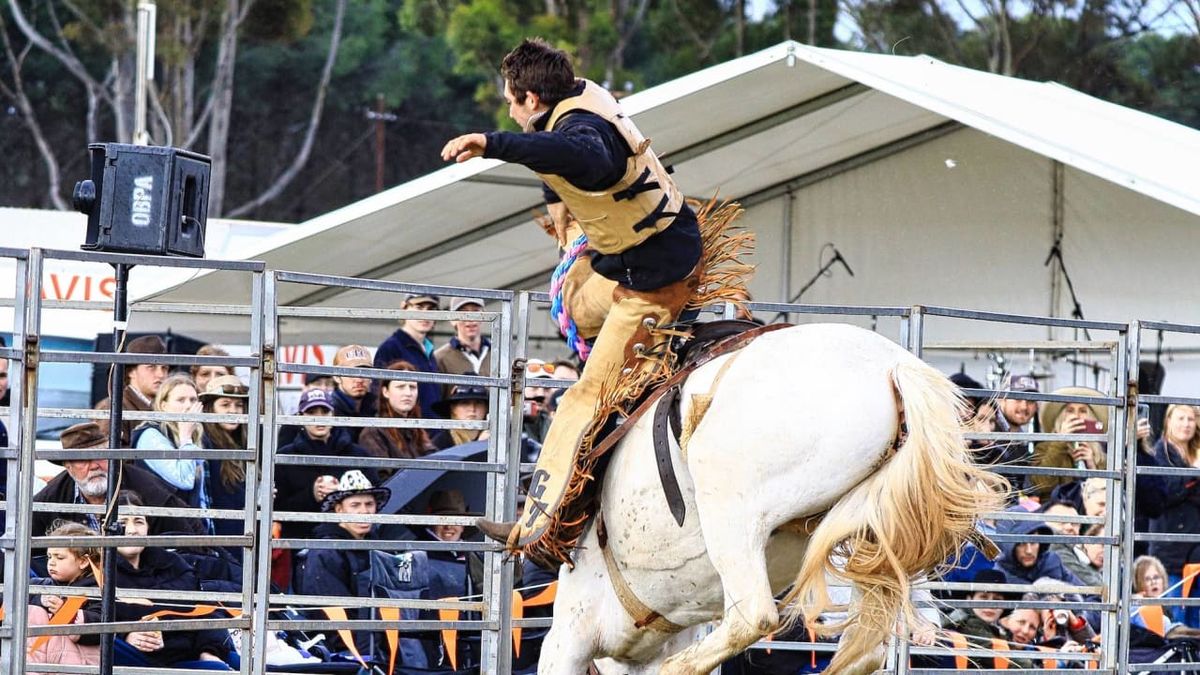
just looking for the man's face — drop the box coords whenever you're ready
[334,373,370,400]
[193,366,229,394]
[403,301,438,337]
[303,407,333,441]
[65,458,108,499]
[129,363,168,398]
[0,359,9,399]
[1014,541,1039,568]
[433,523,464,542]
[503,81,542,129]
[453,303,483,343]
[1043,504,1080,537]
[1001,608,1041,644]
[999,396,1037,426]
[303,377,336,394]
[335,494,377,539]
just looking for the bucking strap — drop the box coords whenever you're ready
[652,385,687,526]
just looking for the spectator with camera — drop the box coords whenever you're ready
[1029,388,1109,501]
[376,293,443,418]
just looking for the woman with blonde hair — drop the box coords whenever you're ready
[1149,405,1200,626]
[133,373,206,509]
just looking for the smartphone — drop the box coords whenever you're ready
[1137,403,1151,422]
[1082,419,1103,434]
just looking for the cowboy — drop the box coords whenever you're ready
[443,38,702,548]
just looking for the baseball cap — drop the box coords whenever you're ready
[1002,374,1039,393]
[403,293,441,308]
[297,389,334,413]
[333,345,372,368]
[449,297,485,312]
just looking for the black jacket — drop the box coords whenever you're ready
[1149,437,1200,574]
[32,463,206,542]
[274,430,379,540]
[484,83,701,292]
[295,522,377,654]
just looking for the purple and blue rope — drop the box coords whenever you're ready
[549,232,591,361]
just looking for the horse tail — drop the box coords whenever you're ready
[779,358,1008,674]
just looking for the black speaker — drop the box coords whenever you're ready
[75,143,210,257]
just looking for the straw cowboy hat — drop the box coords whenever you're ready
[1038,386,1110,432]
[198,375,249,402]
[320,470,391,512]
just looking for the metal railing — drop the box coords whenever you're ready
[2,250,1200,672]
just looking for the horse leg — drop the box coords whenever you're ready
[536,609,599,675]
[659,521,777,674]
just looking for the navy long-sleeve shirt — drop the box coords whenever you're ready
[483,85,701,292]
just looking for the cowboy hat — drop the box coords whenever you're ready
[1038,386,1109,433]
[320,470,391,512]
[198,375,249,402]
[432,385,489,417]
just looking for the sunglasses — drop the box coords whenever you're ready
[525,362,555,376]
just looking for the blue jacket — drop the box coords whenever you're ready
[994,513,1085,586]
[375,329,442,419]
[484,82,701,292]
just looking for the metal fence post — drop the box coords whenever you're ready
[1,249,37,675]
[250,271,280,672]
[1115,321,1140,673]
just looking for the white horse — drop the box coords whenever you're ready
[537,323,1006,674]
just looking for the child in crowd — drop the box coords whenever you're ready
[27,522,102,669]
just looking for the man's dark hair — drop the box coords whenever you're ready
[500,37,576,106]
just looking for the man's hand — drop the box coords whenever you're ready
[441,133,487,163]
[313,475,339,503]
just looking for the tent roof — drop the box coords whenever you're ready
[142,41,1200,342]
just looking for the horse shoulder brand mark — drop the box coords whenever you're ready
[131,176,154,226]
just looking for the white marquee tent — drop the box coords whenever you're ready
[9,41,1200,390]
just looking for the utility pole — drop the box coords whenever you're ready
[133,1,156,145]
[365,94,397,192]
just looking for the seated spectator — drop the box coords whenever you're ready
[331,344,377,442]
[359,360,434,477]
[1080,477,1107,518]
[522,359,554,444]
[945,569,1012,639]
[96,335,168,446]
[190,344,231,394]
[1057,523,1106,589]
[434,297,491,396]
[376,293,443,418]
[1028,577,1096,648]
[199,375,250,546]
[950,372,998,453]
[1029,387,1108,501]
[275,390,378,540]
[294,471,390,655]
[133,373,206,509]
[276,371,339,450]
[1133,554,1200,637]
[103,491,236,670]
[1149,404,1200,623]
[431,385,490,450]
[994,510,1085,587]
[977,373,1039,470]
[34,422,204,541]
[26,522,102,669]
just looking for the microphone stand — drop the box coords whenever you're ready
[1045,239,1091,341]
[772,245,853,324]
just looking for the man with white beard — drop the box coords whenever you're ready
[31,422,204,540]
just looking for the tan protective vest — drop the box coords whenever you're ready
[536,79,685,255]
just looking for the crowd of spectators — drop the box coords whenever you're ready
[13,297,1200,672]
[13,293,564,672]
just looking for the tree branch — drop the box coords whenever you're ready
[7,0,104,94]
[226,0,347,218]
